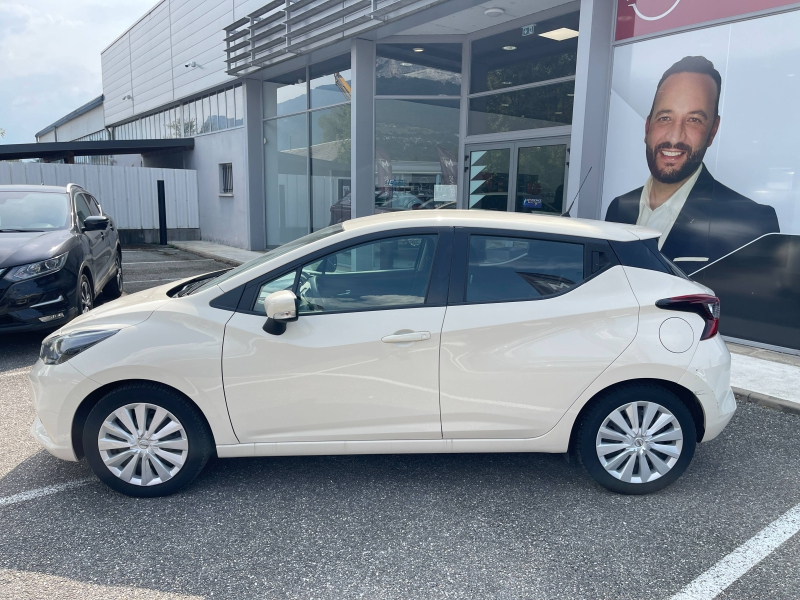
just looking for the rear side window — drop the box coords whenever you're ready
[610,239,689,279]
[466,235,585,303]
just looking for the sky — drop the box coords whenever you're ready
[0,0,156,145]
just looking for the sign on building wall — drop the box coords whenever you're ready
[615,0,799,41]
[602,8,800,350]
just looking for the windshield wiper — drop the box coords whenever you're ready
[0,229,44,233]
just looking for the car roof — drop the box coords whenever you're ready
[340,209,659,242]
[0,184,74,193]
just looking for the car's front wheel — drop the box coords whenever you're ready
[577,383,697,495]
[83,384,213,497]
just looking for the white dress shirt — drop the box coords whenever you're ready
[636,166,702,250]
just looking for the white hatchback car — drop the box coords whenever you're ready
[29,211,736,497]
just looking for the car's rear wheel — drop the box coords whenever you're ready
[577,383,696,495]
[104,252,123,299]
[83,384,213,498]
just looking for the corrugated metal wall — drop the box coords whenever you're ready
[0,163,199,231]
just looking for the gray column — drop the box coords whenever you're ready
[567,0,615,219]
[244,78,266,250]
[350,37,375,219]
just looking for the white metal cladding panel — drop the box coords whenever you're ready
[234,0,266,19]
[172,46,232,99]
[0,164,199,230]
[102,33,135,124]
[129,2,175,113]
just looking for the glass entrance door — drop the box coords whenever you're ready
[466,139,569,213]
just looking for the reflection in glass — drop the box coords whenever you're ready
[470,12,580,94]
[311,105,351,230]
[234,85,244,126]
[376,44,462,96]
[265,114,309,246]
[466,235,584,302]
[468,149,510,211]
[263,69,307,118]
[374,99,460,213]
[226,88,236,128]
[202,96,212,133]
[468,80,575,135]
[217,92,228,130]
[210,94,220,132]
[515,145,567,214]
[298,235,438,313]
[310,55,352,109]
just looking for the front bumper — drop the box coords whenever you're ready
[28,358,101,462]
[0,269,77,332]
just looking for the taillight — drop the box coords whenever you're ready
[655,294,720,340]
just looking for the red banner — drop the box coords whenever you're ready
[616,0,799,40]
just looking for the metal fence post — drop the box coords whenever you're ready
[157,180,167,245]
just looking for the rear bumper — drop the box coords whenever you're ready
[679,335,737,442]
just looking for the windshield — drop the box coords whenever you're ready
[0,191,71,231]
[193,223,345,294]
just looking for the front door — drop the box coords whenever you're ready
[222,230,451,443]
[465,139,569,214]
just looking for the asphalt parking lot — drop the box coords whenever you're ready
[0,245,799,599]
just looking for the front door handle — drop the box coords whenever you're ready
[381,331,431,343]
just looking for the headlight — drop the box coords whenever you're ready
[6,253,68,281]
[40,329,119,365]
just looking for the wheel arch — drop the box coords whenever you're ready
[567,378,705,455]
[70,379,216,460]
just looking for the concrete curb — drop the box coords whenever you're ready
[733,387,800,416]
[168,244,243,267]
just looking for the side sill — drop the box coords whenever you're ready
[216,436,569,458]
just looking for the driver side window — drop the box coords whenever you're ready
[75,194,92,227]
[297,235,438,314]
[254,270,297,314]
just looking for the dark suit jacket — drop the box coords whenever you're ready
[605,165,779,268]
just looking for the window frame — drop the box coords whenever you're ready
[233,227,454,317]
[447,227,619,306]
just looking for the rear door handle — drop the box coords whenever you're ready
[381,331,431,343]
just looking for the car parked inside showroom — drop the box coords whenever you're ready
[0,184,122,331]
[29,210,735,497]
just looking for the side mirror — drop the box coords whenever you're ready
[262,290,298,335]
[83,215,109,232]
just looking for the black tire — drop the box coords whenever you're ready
[576,383,697,495]
[78,272,93,314]
[104,251,123,299]
[83,383,213,498]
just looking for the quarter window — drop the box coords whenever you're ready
[75,194,92,226]
[297,235,438,313]
[466,235,584,303]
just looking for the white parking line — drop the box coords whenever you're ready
[0,478,94,508]
[670,501,800,599]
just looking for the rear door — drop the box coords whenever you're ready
[439,228,640,439]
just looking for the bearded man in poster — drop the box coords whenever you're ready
[605,56,779,268]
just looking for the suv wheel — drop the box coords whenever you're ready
[83,384,213,498]
[78,273,93,314]
[576,383,697,495]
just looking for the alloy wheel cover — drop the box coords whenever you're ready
[595,401,683,484]
[98,402,189,486]
[80,279,92,313]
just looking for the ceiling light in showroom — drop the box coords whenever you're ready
[539,27,579,41]
[484,7,505,16]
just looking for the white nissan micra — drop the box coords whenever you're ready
[29,211,736,497]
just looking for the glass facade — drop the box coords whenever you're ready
[264,55,351,246]
[113,84,243,140]
[468,12,578,135]
[374,43,462,214]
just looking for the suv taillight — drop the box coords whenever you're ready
[655,294,720,340]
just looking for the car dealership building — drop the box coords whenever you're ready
[30,0,800,352]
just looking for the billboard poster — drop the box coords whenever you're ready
[602,9,800,350]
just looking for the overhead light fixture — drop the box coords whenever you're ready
[539,27,579,41]
[413,47,424,52]
[502,81,512,85]
[502,45,517,51]
[484,7,504,16]
[400,62,413,66]
[567,93,574,97]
